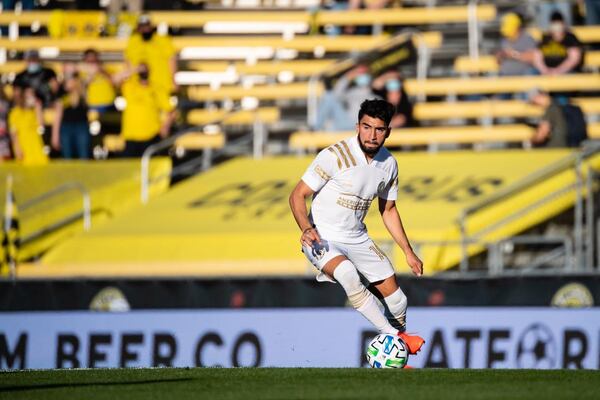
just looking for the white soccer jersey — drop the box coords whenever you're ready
[301,136,399,244]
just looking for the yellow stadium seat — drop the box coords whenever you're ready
[103,132,225,153]
[454,52,600,75]
[187,108,280,125]
[413,98,600,121]
[289,125,535,149]
[405,74,600,97]
[187,82,323,101]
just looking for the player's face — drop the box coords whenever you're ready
[357,115,390,156]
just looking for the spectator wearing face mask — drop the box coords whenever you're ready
[124,14,177,95]
[8,87,48,165]
[533,10,584,75]
[79,48,117,114]
[119,63,176,157]
[314,65,379,131]
[13,50,61,108]
[372,71,415,128]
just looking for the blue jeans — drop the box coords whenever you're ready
[315,91,355,131]
[2,0,34,9]
[60,121,90,159]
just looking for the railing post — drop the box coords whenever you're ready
[585,166,595,270]
[141,151,151,204]
[467,0,480,61]
[459,211,469,272]
[574,157,584,270]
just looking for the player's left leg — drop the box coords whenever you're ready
[371,276,407,332]
[348,239,424,355]
[372,276,424,355]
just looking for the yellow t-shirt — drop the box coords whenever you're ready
[8,107,48,166]
[121,77,174,142]
[84,72,116,108]
[125,33,176,94]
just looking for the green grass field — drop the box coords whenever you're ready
[1,368,599,400]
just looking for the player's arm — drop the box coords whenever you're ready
[378,198,423,276]
[289,180,321,247]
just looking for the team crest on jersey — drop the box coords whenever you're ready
[377,181,386,193]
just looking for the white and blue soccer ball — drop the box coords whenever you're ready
[366,333,409,369]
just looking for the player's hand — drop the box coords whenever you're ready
[301,227,321,248]
[406,251,423,277]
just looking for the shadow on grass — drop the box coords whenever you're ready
[0,377,194,393]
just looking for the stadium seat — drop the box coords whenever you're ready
[454,51,600,75]
[186,107,280,126]
[0,6,495,29]
[187,81,323,101]
[289,125,535,150]
[405,74,600,97]
[413,98,600,121]
[103,131,225,153]
[0,32,441,55]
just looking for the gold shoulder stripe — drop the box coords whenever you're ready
[334,143,350,168]
[341,140,356,166]
[327,147,342,169]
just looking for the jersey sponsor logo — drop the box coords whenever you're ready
[336,196,372,211]
[377,181,386,194]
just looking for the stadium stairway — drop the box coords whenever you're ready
[0,159,171,265]
[21,148,600,278]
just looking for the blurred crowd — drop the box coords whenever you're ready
[2,15,177,165]
[1,0,599,165]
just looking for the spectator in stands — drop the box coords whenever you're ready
[372,71,415,128]
[79,49,117,114]
[314,65,378,131]
[496,13,537,76]
[51,72,91,159]
[343,0,393,35]
[8,87,48,165]
[120,63,176,157]
[533,11,584,75]
[528,89,568,147]
[125,14,177,95]
[0,85,11,160]
[13,50,61,108]
[106,0,144,37]
[1,0,35,36]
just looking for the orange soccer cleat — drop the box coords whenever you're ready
[397,332,425,355]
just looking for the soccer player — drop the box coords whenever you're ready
[289,99,425,355]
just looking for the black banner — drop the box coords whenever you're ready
[323,34,417,88]
[1,274,599,311]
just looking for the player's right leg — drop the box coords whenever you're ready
[302,242,397,335]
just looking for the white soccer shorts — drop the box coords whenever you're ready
[302,238,395,283]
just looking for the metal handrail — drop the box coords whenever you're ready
[140,106,251,203]
[458,141,600,271]
[20,182,91,232]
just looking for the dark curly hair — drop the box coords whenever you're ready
[357,99,396,126]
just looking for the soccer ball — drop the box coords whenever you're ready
[366,333,409,369]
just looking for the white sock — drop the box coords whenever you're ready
[383,288,408,332]
[333,260,398,335]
